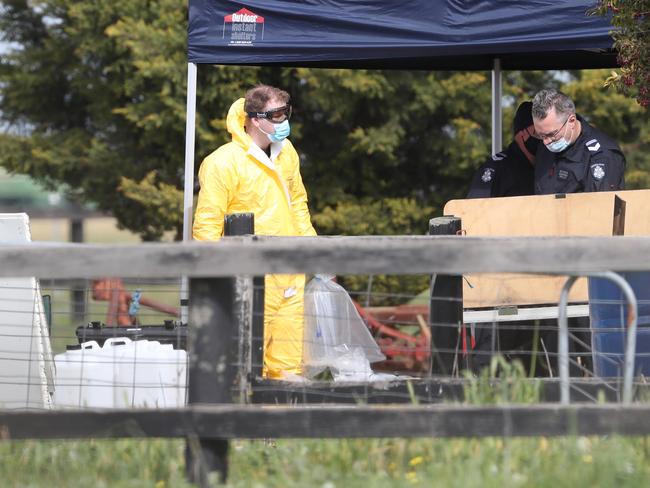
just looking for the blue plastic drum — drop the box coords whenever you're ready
[588,272,650,377]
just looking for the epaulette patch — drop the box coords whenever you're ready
[585,139,601,152]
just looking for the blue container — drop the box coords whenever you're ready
[588,272,650,377]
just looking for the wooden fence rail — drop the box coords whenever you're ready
[2,235,650,278]
[2,404,650,439]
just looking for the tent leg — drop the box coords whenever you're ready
[491,58,502,155]
[181,62,198,324]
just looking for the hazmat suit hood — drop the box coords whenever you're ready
[226,98,254,151]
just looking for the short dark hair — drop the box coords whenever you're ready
[532,89,575,120]
[244,85,290,115]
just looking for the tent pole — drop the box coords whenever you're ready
[491,58,503,155]
[181,62,198,324]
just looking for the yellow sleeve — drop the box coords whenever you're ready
[192,152,234,241]
[286,143,317,237]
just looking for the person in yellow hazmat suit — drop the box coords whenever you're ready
[193,85,317,380]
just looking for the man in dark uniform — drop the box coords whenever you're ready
[531,89,626,376]
[532,88,625,194]
[467,101,540,198]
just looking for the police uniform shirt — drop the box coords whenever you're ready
[534,115,626,195]
[467,142,534,198]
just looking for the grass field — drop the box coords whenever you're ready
[2,436,650,487]
[29,217,176,243]
[2,358,649,487]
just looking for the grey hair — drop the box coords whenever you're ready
[531,89,575,120]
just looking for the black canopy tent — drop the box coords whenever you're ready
[188,0,615,70]
[182,0,616,250]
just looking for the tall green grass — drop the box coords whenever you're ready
[463,356,542,404]
[230,436,650,488]
[3,436,650,487]
[0,439,190,488]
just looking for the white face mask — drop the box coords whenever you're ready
[545,119,573,153]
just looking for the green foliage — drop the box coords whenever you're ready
[287,69,494,212]
[594,1,650,108]
[313,197,434,236]
[0,0,260,240]
[313,197,434,305]
[119,171,183,239]
[463,356,542,405]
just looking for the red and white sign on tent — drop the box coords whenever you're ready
[223,8,265,45]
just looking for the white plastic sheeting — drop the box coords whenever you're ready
[303,275,385,381]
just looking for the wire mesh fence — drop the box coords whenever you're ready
[248,271,650,405]
[4,234,650,486]
[0,277,184,410]
[1,268,648,410]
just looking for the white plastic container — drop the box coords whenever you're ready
[115,339,188,408]
[54,337,187,409]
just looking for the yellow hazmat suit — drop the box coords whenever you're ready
[193,98,316,379]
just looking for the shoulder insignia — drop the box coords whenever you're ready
[586,139,601,152]
[591,163,605,181]
[481,167,495,183]
[491,152,505,161]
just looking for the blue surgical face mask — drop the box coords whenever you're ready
[546,137,570,153]
[262,120,290,143]
[545,121,572,153]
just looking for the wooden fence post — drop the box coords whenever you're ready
[251,278,264,379]
[69,217,86,324]
[429,216,464,375]
[186,276,239,485]
[224,213,264,380]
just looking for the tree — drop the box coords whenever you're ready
[0,0,259,239]
[312,197,434,305]
[1,1,647,246]
[0,0,541,241]
[594,1,650,107]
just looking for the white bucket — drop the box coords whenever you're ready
[53,337,187,409]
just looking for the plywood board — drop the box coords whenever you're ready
[443,189,650,308]
[610,190,650,235]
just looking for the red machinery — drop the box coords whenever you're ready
[354,302,432,372]
[91,278,180,326]
[356,303,477,372]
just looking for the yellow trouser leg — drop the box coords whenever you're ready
[262,274,306,379]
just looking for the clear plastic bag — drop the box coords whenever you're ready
[303,275,385,379]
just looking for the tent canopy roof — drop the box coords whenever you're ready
[188,1,617,70]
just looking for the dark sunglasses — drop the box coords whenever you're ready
[247,105,292,123]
